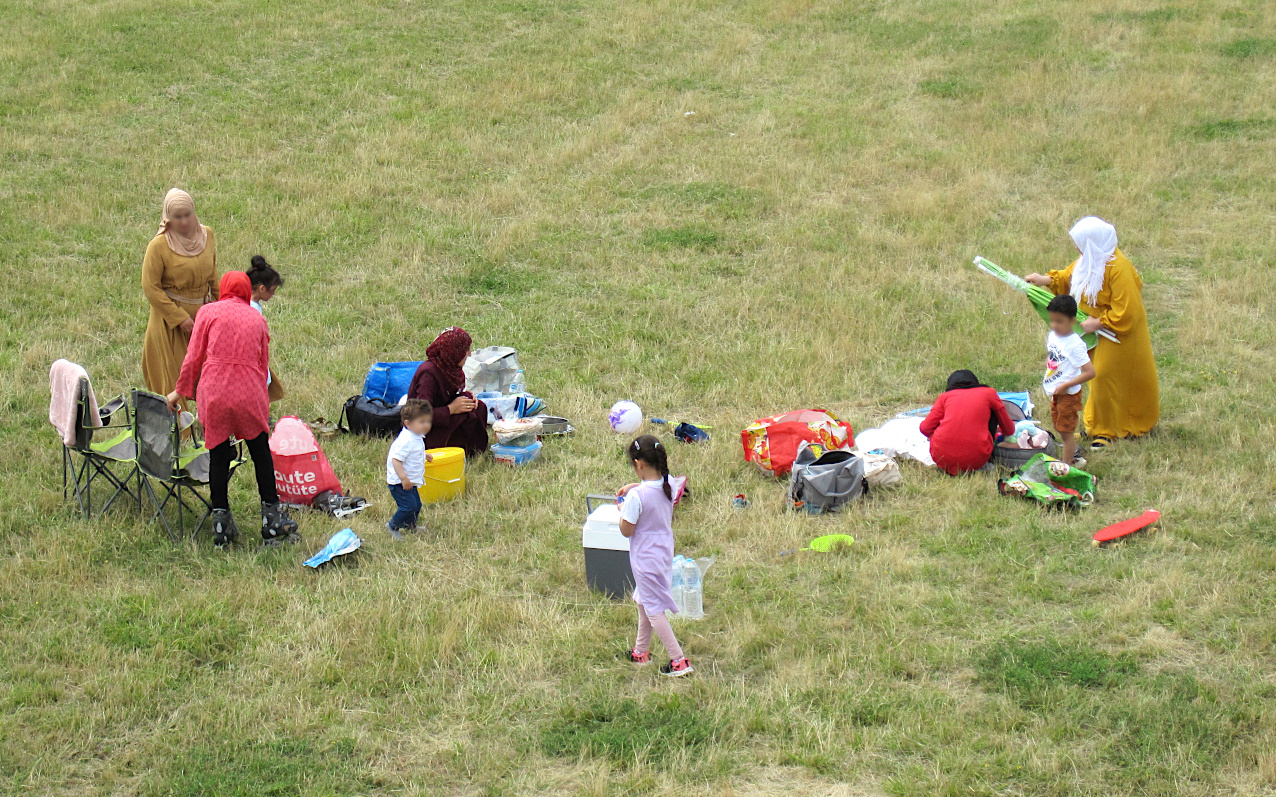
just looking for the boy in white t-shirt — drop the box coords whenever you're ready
[386,399,434,541]
[1044,295,1097,467]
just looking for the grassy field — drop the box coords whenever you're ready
[3,0,1276,793]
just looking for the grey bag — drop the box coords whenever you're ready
[788,441,868,514]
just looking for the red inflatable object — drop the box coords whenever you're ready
[1093,510,1160,546]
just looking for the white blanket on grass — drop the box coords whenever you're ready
[853,416,934,467]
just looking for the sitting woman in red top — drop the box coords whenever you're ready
[167,270,299,548]
[919,370,1017,475]
[406,327,490,458]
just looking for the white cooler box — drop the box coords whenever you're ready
[582,494,634,599]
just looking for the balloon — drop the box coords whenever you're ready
[608,401,643,434]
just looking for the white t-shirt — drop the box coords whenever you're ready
[386,427,427,486]
[619,479,665,524]
[1044,331,1090,396]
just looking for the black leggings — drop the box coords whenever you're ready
[209,432,278,510]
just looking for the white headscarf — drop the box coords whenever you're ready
[1068,216,1118,306]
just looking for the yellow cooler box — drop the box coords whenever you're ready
[419,447,466,503]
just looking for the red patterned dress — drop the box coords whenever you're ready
[175,296,270,448]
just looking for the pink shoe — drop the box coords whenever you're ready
[660,657,694,677]
[625,649,652,665]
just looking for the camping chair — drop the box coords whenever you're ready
[59,378,141,517]
[132,389,243,542]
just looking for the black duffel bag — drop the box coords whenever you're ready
[339,395,402,438]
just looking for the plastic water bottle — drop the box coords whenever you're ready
[671,555,686,614]
[509,369,525,395]
[682,558,703,620]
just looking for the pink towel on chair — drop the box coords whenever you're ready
[49,359,99,446]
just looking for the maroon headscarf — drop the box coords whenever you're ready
[219,271,252,304]
[426,327,472,391]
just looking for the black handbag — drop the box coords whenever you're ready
[339,395,402,438]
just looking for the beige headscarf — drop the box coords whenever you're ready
[157,188,208,257]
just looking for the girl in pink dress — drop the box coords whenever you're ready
[617,435,693,677]
[168,271,298,548]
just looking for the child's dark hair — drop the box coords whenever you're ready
[627,434,672,501]
[1047,294,1078,318]
[400,398,433,424]
[246,255,284,290]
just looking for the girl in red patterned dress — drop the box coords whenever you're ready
[167,271,298,548]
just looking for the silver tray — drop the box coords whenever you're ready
[532,415,574,435]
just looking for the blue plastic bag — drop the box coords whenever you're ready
[363,361,423,404]
[304,528,362,568]
[900,390,1035,420]
[997,391,1035,420]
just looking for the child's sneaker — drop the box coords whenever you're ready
[624,649,652,665]
[660,657,694,677]
[1072,456,1088,469]
[385,522,405,542]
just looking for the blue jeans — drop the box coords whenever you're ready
[388,483,422,531]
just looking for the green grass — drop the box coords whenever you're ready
[640,225,723,250]
[154,737,372,797]
[3,0,1276,793]
[978,638,1139,706]
[1221,38,1276,58]
[541,694,719,770]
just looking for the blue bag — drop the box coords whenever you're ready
[362,361,423,404]
[304,528,362,568]
[997,391,1034,420]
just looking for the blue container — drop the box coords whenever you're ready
[363,361,424,404]
[491,440,542,467]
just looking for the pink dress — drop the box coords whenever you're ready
[175,297,270,448]
[627,480,678,615]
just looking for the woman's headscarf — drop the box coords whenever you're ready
[219,271,252,304]
[426,327,472,391]
[1068,216,1118,307]
[946,370,985,391]
[157,188,209,257]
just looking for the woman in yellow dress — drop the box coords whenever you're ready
[1026,217,1159,448]
[141,189,219,398]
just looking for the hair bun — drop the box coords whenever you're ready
[249,254,268,270]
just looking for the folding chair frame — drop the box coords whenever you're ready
[133,390,243,543]
[142,470,215,543]
[61,381,142,518]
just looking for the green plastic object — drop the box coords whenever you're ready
[972,256,1100,349]
[804,534,855,552]
[998,453,1097,509]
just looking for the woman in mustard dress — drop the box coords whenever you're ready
[1026,217,1159,448]
[141,189,219,398]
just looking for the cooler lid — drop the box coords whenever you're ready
[582,504,628,550]
[586,503,621,525]
[582,527,630,551]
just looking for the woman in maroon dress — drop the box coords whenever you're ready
[407,327,489,457]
